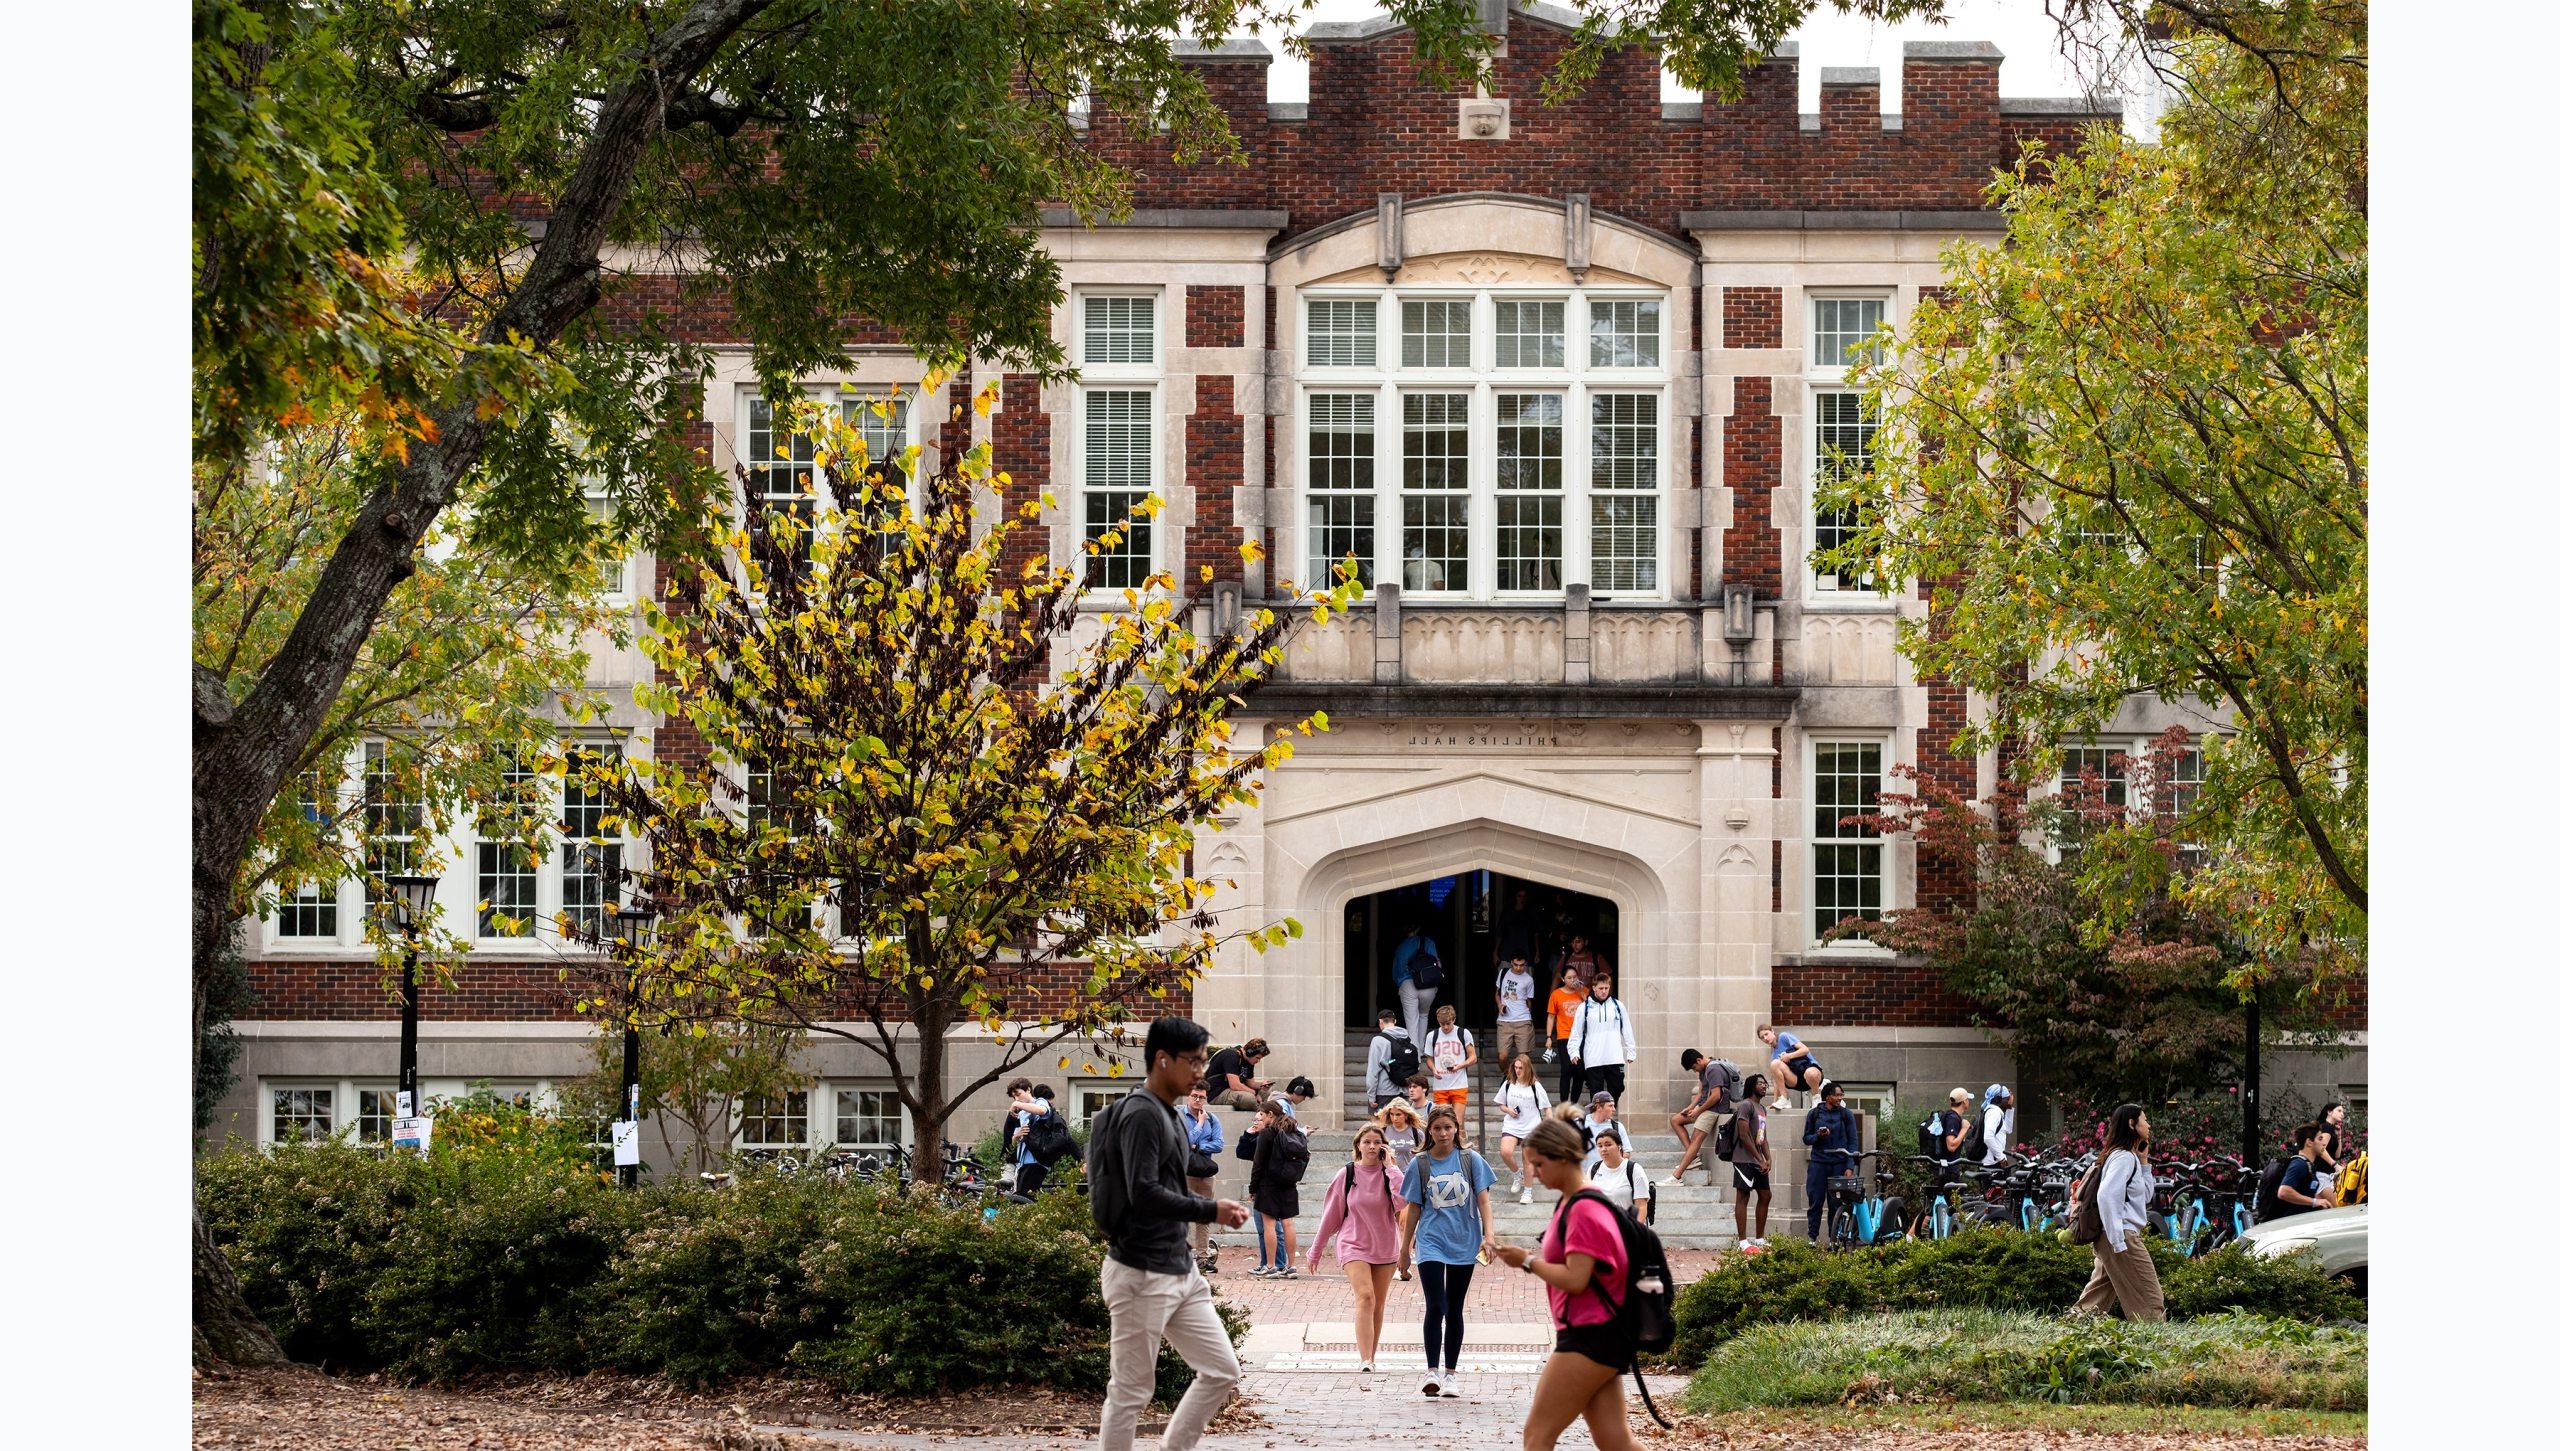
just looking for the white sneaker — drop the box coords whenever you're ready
[1360,1361,1375,1373]
[1770,1098,1791,1111]
[1518,1185,1534,1205]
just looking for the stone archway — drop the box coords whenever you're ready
[1193,766,1706,1129]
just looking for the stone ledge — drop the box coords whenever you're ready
[1682,207,2007,232]
[1237,682,1800,719]
[1037,207,1291,230]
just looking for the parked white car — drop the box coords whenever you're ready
[2239,1202,2367,1296]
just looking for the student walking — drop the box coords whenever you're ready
[1491,1118,1648,1451]
[1801,1081,1860,1243]
[1756,1025,1823,1109]
[1579,1090,1632,1171]
[2072,1102,2166,1322]
[1378,1096,1426,1179]
[1979,1084,2016,1168]
[1544,967,1588,1101]
[1016,1086,1078,1197]
[1309,1124,1402,1373]
[2264,1122,2339,1221]
[1568,975,1637,1103]
[1391,923,1445,1038]
[1494,1052,1554,1204]
[1397,1107,1498,1396]
[1494,954,1540,1066]
[1366,1007,1420,1114]
[1668,1049,1736,1184]
[1588,1126,1652,1225]
[1250,1100,1311,1277]
[1424,1002,1479,1112]
[1920,1088,1974,1191]
[1089,1017,1250,1451]
[1178,1084,1225,1272]
[1729,1073,1773,1248]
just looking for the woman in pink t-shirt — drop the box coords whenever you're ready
[1491,1118,1642,1451]
[1308,1123,1402,1374]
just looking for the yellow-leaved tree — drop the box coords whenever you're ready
[594,385,1359,1177]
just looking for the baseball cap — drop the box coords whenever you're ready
[1949,1086,1973,1102]
[1589,1090,1615,1105]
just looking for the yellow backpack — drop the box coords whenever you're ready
[2333,1151,2368,1205]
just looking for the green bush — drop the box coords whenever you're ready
[199,1138,1241,1398]
[1667,1227,2358,1366]
[1683,1308,2365,1412]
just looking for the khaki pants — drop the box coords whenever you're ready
[1188,1176,1218,1258]
[1495,1020,1535,1066]
[1217,1089,1260,1113]
[1100,1256,1242,1451]
[2074,1232,2166,1322]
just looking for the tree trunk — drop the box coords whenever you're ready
[193,1207,285,1369]
[186,0,774,1365]
[912,1005,948,1184]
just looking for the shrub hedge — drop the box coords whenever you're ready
[197,1140,1244,1397]
[1683,1307,2366,1412]
[1668,1228,2360,1367]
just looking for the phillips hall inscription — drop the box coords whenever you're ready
[1405,728,1565,749]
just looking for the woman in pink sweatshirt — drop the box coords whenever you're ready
[1309,1122,1402,1373]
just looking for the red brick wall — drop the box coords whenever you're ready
[1721,286,1783,349]
[1185,286,1245,348]
[1774,957,1976,1028]
[991,373,1053,580]
[1186,376,1245,583]
[242,960,1191,1024]
[1069,32,2042,250]
[1721,375,1782,597]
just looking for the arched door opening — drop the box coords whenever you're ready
[1342,871,1621,1035]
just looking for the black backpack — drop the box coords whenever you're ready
[1412,949,1445,990]
[1713,1112,1738,1161]
[1382,1031,1422,1089]
[1559,1189,1679,1426]
[1958,1117,1989,1164]
[1026,1112,1076,1166]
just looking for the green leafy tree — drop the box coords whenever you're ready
[1842,736,2339,1119]
[596,394,1356,1177]
[1817,14,2366,988]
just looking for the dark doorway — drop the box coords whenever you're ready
[1342,872,1620,1033]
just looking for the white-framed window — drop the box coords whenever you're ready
[581,477,636,602]
[1081,389,1155,589]
[1305,392,1377,587]
[1808,737,1889,944]
[2165,742,2209,870]
[1402,298,1472,369]
[354,1086,398,1146]
[474,753,543,940]
[1812,296,1889,369]
[269,1085,336,1146]
[734,384,930,556]
[1589,300,1662,369]
[2052,740,2134,861]
[1808,294,1889,594]
[362,740,427,915]
[1074,290,1163,591]
[1298,287,1669,600]
[833,1087,906,1150]
[738,1089,813,1153]
[559,743,624,939]
[1070,1082,1139,1129]
[277,766,344,939]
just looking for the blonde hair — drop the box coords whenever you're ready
[1380,1098,1421,1128]
[1550,1101,1586,1124]
[1523,1118,1586,1166]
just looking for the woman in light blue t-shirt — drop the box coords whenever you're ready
[1396,1107,1497,1395]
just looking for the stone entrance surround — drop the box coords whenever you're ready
[1191,716,1787,1130]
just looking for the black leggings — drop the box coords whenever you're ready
[1417,1261,1476,1370]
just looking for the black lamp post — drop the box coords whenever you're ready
[610,902,658,1188]
[383,873,441,1118]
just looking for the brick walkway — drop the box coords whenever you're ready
[763,1251,1726,1448]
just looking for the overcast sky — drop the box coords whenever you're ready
[1251,1,2150,128]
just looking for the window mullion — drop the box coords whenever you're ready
[1470,379,1494,601]
[1567,381,1590,589]
[1379,380,1403,591]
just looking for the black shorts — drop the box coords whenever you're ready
[1254,1189,1300,1220]
[1553,1319,1637,1372]
[1733,1162,1769,1194]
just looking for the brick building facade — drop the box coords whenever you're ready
[213,5,2363,1167]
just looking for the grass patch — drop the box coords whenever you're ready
[1702,1402,2369,1438]
[1682,1307,2364,1414]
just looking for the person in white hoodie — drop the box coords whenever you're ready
[1566,973,1637,1102]
[1364,1007,1417,1114]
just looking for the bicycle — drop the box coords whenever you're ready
[1820,1150,1911,1249]
[2152,1157,2256,1256]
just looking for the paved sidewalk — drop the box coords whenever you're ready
[760,1249,1728,1449]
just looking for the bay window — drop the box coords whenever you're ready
[1300,287,1668,599]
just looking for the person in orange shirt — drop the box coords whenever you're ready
[1544,966,1588,1102]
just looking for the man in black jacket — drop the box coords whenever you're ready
[1089,1016,1251,1451]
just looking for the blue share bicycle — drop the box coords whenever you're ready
[1821,1150,1911,1248]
